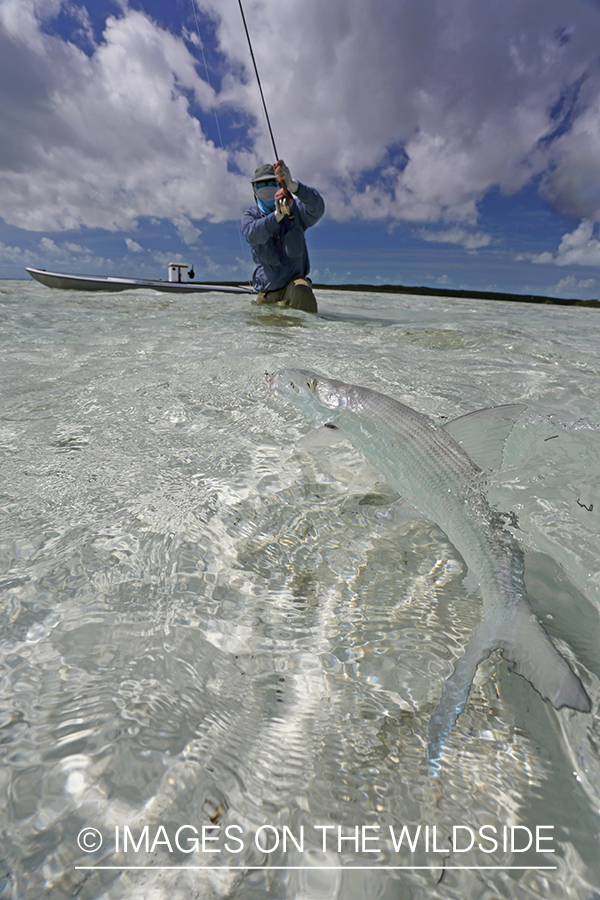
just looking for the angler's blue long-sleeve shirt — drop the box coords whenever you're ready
[241,182,325,293]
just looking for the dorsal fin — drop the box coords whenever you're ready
[442,403,526,471]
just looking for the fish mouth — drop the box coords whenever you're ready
[264,370,275,391]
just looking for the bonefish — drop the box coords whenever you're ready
[267,368,591,764]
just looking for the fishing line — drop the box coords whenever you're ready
[189,0,251,274]
[190,0,224,150]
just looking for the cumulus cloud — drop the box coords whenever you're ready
[553,220,600,266]
[551,275,596,295]
[0,234,113,273]
[522,274,597,297]
[36,235,106,266]
[419,227,492,251]
[172,215,201,246]
[0,0,252,232]
[38,237,61,254]
[203,0,600,223]
[125,237,144,253]
[524,250,554,264]
[529,220,600,266]
[545,90,600,221]
[1,0,600,237]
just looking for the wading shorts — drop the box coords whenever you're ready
[255,277,318,313]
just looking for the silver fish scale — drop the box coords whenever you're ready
[338,380,524,620]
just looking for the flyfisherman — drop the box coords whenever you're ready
[242,160,324,313]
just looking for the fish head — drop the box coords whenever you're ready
[267,368,349,411]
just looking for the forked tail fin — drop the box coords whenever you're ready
[500,599,591,713]
[427,623,495,771]
[427,601,591,771]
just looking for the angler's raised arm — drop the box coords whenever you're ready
[240,162,325,313]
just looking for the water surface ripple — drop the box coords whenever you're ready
[0,281,599,899]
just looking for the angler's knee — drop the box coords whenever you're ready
[285,279,318,313]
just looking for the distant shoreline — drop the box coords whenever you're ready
[10,275,599,307]
[190,280,600,308]
[310,282,600,308]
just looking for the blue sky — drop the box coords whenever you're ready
[2,0,600,298]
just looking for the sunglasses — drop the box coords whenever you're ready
[254,179,278,189]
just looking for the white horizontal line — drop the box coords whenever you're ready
[76,865,558,871]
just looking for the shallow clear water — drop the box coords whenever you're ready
[1,279,599,899]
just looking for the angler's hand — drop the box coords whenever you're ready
[274,160,298,194]
[274,194,290,222]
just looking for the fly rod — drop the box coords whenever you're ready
[236,0,294,215]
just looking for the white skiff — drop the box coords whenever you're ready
[26,267,254,295]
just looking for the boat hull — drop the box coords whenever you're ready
[26,267,254,295]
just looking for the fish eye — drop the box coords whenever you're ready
[308,378,317,391]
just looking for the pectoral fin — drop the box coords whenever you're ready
[297,423,346,450]
[377,497,434,527]
[348,463,386,492]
